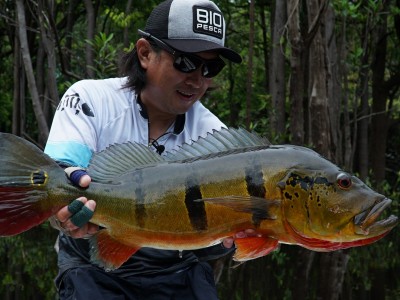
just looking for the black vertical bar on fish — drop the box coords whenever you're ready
[133,169,147,228]
[245,163,266,227]
[185,183,208,231]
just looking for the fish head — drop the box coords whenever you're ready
[277,166,398,251]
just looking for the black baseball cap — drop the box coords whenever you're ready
[140,0,242,63]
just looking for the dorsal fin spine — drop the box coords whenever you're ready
[87,128,270,183]
[165,127,270,161]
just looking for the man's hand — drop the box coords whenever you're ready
[51,168,99,238]
[222,229,257,249]
[64,167,92,187]
[55,197,99,238]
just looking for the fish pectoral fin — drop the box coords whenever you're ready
[89,230,139,271]
[198,196,280,220]
[233,236,279,261]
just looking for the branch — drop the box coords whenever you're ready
[304,0,329,47]
[45,2,82,81]
[353,108,397,123]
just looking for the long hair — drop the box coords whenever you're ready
[119,41,160,94]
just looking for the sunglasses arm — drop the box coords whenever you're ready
[138,29,177,56]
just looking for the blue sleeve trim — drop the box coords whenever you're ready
[44,141,93,168]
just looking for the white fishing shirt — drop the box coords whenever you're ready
[44,77,225,167]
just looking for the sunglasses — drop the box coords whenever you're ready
[138,30,226,78]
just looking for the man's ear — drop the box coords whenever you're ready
[136,38,152,69]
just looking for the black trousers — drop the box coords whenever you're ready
[57,262,219,300]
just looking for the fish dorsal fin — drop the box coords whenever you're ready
[87,128,269,182]
[165,127,270,161]
[88,142,164,183]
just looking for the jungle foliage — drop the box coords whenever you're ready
[0,0,399,299]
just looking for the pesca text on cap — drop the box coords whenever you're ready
[194,7,223,37]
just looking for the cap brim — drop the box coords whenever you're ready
[162,39,242,64]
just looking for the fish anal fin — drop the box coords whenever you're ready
[89,230,139,270]
[233,236,279,261]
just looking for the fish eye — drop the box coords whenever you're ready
[337,173,352,189]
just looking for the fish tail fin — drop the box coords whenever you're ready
[0,186,52,236]
[0,133,66,236]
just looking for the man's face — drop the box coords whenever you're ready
[141,44,218,117]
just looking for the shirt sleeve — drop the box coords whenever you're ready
[44,80,99,167]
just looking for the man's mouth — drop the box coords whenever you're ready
[177,90,195,99]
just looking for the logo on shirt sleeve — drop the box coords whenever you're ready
[192,6,224,39]
[57,93,95,117]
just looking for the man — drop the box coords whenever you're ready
[45,0,249,299]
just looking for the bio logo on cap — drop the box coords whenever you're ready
[192,5,224,39]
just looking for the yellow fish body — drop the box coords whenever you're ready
[0,128,397,270]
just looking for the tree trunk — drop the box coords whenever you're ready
[317,251,350,300]
[12,27,23,136]
[124,0,133,48]
[259,2,269,94]
[325,5,343,165]
[228,64,239,127]
[357,22,371,180]
[65,0,76,71]
[83,0,96,78]
[306,1,349,299]
[15,0,49,142]
[245,0,255,130]
[36,42,45,107]
[287,0,305,145]
[291,249,315,299]
[38,0,59,117]
[307,0,333,159]
[269,0,287,137]
[370,268,386,299]
[370,4,389,185]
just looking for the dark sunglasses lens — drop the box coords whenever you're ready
[202,59,225,78]
[173,54,225,78]
[174,55,202,73]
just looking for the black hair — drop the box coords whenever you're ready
[119,41,160,94]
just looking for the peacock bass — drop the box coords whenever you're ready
[0,128,397,270]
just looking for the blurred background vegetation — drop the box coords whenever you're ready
[0,0,399,299]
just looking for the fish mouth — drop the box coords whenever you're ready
[354,198,398,236]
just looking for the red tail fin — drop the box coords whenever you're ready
[0,133,67,236]
[0,186,56,236]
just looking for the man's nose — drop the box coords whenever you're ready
[184,67,205,88]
